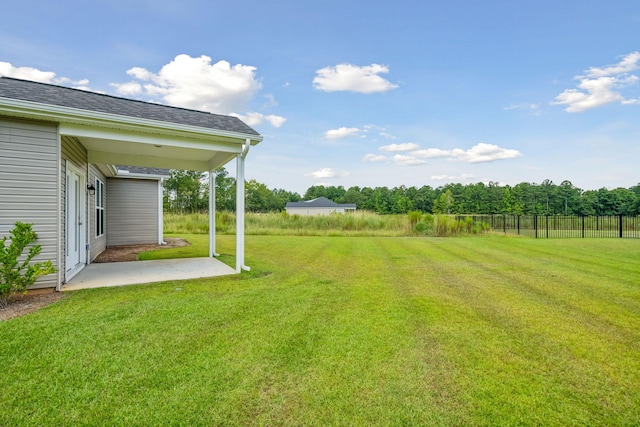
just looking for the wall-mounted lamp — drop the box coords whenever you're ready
[87,184,96,195]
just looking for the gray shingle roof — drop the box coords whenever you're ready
[116,165,171,176]
[0,77,260,136]
[286,197,356,209]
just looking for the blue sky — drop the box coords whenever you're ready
[2,0,639,194]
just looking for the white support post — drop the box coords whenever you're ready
[236,141,251,272]
[209,171,219,257]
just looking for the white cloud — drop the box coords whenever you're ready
[363,153,388,162]
[324,127,361,139]
[263,93,278,108]
[586,51,640,77]
[379,142,419,152]
[431,174,476,181]
[113,54,262,114]
[313,63,399,93]
[0,61,91,89]
[0,61,57,83]
[553,76,632,112]
[365,142,520,166]
[412,148,452,158]
[379,132,397,140]
[451,143,521,163]
[553,52,640,112]
[412,143,521,163]
[361,124,396,139]
[392,154,425,166]
[306,168,337,179]
[231,112,286,128]
[504,103,542,115]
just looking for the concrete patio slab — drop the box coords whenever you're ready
[63,257,236,291]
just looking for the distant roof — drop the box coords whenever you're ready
[0,77,260,136]
[285,197,356,209]
[116,165,170,177]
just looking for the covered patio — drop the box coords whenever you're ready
[1,77,263,292]
[64,257,236,291]
[64,116,260,277]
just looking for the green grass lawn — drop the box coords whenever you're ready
[1,235,640,426]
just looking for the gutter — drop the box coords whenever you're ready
[113,169,170,180]
[0,96,263,144]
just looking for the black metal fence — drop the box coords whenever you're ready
[459,215,640,239]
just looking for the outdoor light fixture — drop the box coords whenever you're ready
[87,184,96,195]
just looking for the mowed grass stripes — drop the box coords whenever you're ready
[1,235,639,426]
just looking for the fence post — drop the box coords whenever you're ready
[534,215,538,239]
[546,215,549,239]
[517,215,520,235]
[582,216,585,238]
[620,214,623,238]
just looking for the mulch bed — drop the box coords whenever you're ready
[0,237,190,321]
[0,290,66,321]
[93,237,190,263]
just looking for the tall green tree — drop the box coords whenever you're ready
[163,170,206,213]
[213,168,236,211]
[433,189,454,214]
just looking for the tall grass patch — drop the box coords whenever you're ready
[165,211,490,237]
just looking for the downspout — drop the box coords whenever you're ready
[56,130,62,291]
[158,178,166,245]
[235,140,250,272]
[86,162,91,265]
[209,170,220,257]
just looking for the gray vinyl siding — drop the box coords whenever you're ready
[107,178,159,246]
[60,136,88,278]
[0,118,58,288]
[89,165,107,260]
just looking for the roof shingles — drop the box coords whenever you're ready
[0,77,260,136]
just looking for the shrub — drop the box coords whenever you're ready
[0,222,57,306]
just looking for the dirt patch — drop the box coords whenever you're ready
[93,237,190,263]
[0,289,66,321]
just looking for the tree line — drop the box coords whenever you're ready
[164,170,640,216]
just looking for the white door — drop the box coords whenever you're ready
[66,163,85,279]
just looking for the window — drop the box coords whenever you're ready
[95,178,105,237]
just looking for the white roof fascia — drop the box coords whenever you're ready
[63,124,243,153]
[105,164,119,177]
[0,96,263,145]
[113,172,167,180]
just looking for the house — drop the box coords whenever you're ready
[285,197,356,216]
[0,77,262,290]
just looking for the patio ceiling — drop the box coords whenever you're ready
[62,123,246,171]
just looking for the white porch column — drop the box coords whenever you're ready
[209,171,219,257]
[235,141,250,272]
